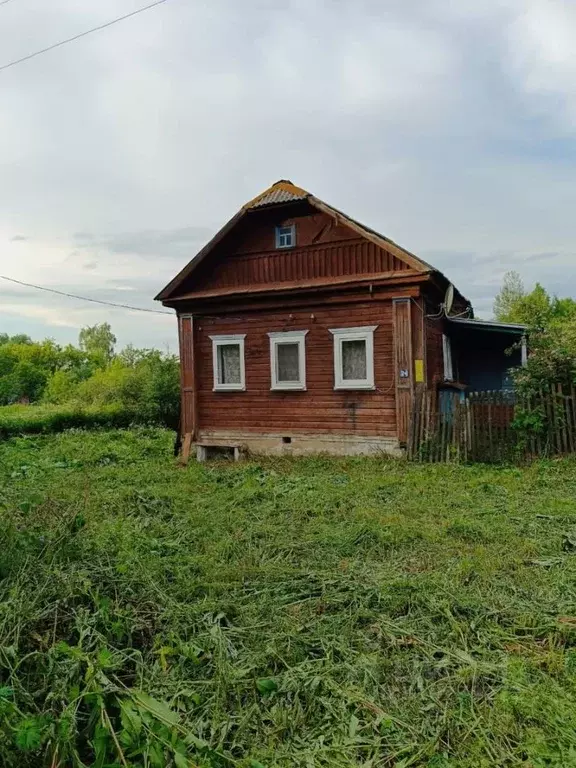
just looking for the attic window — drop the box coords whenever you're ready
[275,224,295,249]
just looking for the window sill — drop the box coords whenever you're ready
[213,386,246,392]
[334,383,375,390]
[271,384,307,391]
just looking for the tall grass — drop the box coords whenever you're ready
[0,403,160,438]
[2,430,576,765]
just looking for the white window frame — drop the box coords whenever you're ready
[329,326,377,390]
[442,334,453,381]
[275,224,296,249]
[268,330,308,391]
[209,334,246,392]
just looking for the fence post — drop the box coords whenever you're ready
[408,389,422,459]
[568,386,576,454]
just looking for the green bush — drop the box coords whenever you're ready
[0,328,180,432]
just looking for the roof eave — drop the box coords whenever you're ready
[447,317,527,334]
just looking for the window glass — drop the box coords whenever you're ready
[342,339,367,380]
[277,342,300,382]
[276,225,295,248]
[217,343,241,384]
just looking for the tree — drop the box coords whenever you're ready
[493,273,575,329]
[514,283,554,328]
[78,323,116,365]
[493,271,526,322]
[0,333,32,346]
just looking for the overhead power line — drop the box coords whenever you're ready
[0,0,169,73]
[0,274,172,315]
[0,1,17,7]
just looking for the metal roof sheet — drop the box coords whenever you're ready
[448,317,526,333]
[245,180,309,209]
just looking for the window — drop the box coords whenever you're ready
[210,334,246,391]
[442,334,453,381]
[329,326,377,390]
[268,330,308,390]
[275,224,295,249]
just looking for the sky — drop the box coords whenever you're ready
[1,0,576,351]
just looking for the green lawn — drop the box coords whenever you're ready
[2,429,576,767]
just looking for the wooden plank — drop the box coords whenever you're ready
[487,392,493,461]
[471,392,481,462]
[425,390,433,463]
[393,298,414,445]
[176,270,427,302]
[568,387,576,454]
[179,432,193,466]
[411,296,426,389]
[419,390,428,461]
[407,391,418,459]
[462,399,469,463]
[178,316,194,438]
[453,394,461,463]
[558,384,569,455]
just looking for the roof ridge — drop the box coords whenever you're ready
[244,180,309,210]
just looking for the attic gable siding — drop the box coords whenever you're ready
[180,208,416,297]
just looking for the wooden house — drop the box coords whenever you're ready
[156,180,526,458]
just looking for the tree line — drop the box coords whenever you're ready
[0,323,180,428]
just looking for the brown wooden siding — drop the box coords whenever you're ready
[189,210,414,294]
[198,239,411,289]
[425,311,446,387]
[192,301,397,437]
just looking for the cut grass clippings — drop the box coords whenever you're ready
[1,428,576,766]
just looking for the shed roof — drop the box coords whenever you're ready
[447,317,527,334]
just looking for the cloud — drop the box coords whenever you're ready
[0,0,574,347]
[75,226,214,258]
[507,1,576,125]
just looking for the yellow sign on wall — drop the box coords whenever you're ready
[414,359,425,383]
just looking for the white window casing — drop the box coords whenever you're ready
[442,334,453,381]
[275,224,296,249]
[209,334,246,391]
[329,326,377,390]
[268,330,308,390]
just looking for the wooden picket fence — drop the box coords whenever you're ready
[407,385,576,463]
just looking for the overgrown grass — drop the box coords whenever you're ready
[0,403,147,437]
[2,430,576,766]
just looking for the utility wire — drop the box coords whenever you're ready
[0,1,16,7]
[0,274,173,315]
[0,0,169,73]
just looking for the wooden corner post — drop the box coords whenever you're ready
[393,298,414,446]
[178,315,198,464]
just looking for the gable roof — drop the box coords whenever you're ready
[156,180,438,302]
